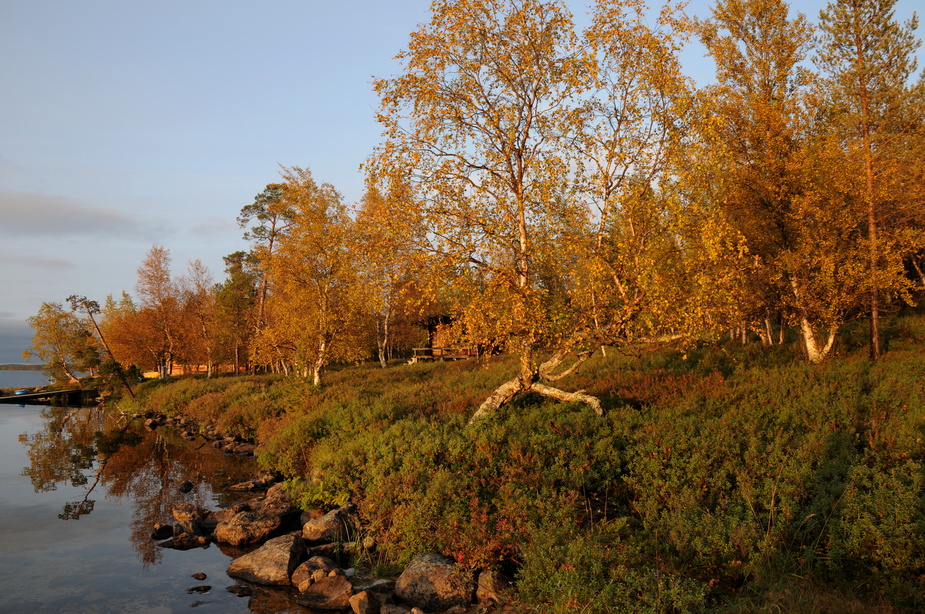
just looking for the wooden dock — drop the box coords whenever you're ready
[0,388,100,405]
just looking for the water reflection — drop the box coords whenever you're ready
[18,405,257,566]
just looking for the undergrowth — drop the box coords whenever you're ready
[125,310,925,613]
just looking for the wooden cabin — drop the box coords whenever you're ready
[409,315,478,363]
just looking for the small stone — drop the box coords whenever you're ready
[179,481,194,493]
[191,572,207,581]
[349,590,385,614]
[185,585,211,594]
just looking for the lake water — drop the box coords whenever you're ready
[0,404,304,613]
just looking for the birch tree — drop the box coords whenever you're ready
[815,0,924,358]
[259,167,366,386]
[177,260,218,377]
[371,0,691,421]
[354,181,421,368]
[689,0,868,363]
[24,302,100,384]
[135,245,180,378]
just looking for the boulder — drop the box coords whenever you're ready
[259,483,300,518]
[302,503,356,543]
[395,553,474,611]
[213,510,282,546]
[349,590,385,614]
[295,575,354,610]
[291,555,339,593]
[227,533,306,586]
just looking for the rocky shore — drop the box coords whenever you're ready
[141,411,515,614]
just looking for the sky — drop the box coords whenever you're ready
[1,0,921,364]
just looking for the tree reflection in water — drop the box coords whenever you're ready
[19,405,257,566]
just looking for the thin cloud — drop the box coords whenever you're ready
[0,191,151,239]
[190,216,237,237]
[0,251,78,270]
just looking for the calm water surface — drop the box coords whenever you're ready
[0,404,303,613]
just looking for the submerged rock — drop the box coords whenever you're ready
[157,534,209,550]
[295,575,354,610]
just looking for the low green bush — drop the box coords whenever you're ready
[128,317,925,612]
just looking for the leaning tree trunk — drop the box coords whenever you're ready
[468,340,604,425]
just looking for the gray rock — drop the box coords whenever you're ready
[259,483,300,517]
[380,606,411,614]
[213,510,282,546]
[296,575,354,610]
[302,503,356,543]
[227,533,306,586]
[395,552,474,611]
[291,555,339,593]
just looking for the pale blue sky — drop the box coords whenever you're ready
[0,0,920,363]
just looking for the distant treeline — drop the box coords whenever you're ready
[0,364,42,371]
